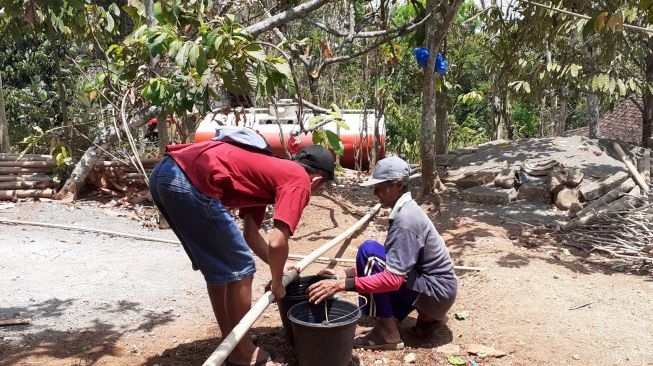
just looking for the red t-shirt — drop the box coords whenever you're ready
[166,141,311,234]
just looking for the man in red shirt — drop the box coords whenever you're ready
[149,140,336,366]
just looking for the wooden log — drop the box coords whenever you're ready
[638,148,651,185]
[0,160,56,168]
[579,171,629,201]
[562,186,643,232]
[0,181,55,190]
[0,318,30,326]
[575,179,636,219]
[0,174,53,182]
[0,153,52,161]
[0,189,54,200]
[0,167,53,174]
[613,142,650,192]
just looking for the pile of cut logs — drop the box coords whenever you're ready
[562,144,652,264]
[85,158,159,194]
[0,154,161,200]
[0,153,56,200]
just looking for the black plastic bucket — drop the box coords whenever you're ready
[278,275,321,344]
[288,299,361,366]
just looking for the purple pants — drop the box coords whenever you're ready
[356,240,419,320]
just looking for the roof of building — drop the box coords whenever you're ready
[564,96,643,144]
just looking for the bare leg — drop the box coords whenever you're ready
[208,276,279,365]
[207,283,230,336]
[370,316,402,343]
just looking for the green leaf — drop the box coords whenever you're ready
[273,62,293,80]
[109,3,120,16]
[127,0,146,17]
[570,64,580,78]
[176,41,192,67]
[454,311,470,320]
[312,129,326,144]
[245,44,267,61]
[617,79,626,95]
[189,43,200,67]
[168,40,182,58]
[105,13,115,32]
[447,355,466,365]
[523,81,531,94]
[325,130,344,155]
[147,33,167,55]
[334,119,349,130]
[308,115,324,127]
[196,47,208,74]
[582,17,596,38]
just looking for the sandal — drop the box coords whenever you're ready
[353,331,404,350]
[409,317,446,338]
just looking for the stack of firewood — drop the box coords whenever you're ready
[562,144,652,266]
[0,153,56,200]
[86,158,160,194]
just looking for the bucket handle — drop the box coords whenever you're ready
[323,295,368,324]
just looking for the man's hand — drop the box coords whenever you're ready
[270,280,286,302]
[307,279,344,304]
[317,268,347,279]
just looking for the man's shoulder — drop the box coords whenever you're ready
[394,200,429,224]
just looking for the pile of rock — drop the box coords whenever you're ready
[441,146,649,219]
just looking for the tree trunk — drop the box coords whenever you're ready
[434,80,448,155]
[45,16,69,142]
[55,106,159,200]
[643,36,653,148]
[557,89,568,136]
[491,93,503,140]
[145,0,156,27]
[502,93,512,140]
[157,114,169,157]
[0,74,10,153]
[587,92,600,139]
[420,0,462,195]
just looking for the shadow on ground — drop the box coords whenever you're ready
[0,298,176,366]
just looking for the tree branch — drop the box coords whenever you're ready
[305,12,432,39]
[244,0,331,38]
[316,12,433,75]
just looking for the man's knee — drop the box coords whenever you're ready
[357,239,384,258]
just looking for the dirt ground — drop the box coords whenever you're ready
[1,169,652,366]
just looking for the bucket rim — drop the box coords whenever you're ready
[288,299,361,328]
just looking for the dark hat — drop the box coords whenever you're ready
[294,145,338,183]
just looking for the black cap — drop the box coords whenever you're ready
[294,144,337,183]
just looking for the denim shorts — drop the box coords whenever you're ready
[149,156,256,284]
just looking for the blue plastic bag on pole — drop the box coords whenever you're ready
[413,47,448,75]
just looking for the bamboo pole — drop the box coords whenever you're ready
[0,153,52,161]
[287,253,487,271]
[613,142,650,192]
[0,181,54,190]
[93,159,159,167]
[0,218,182,243]
[202,203,382,366]
[0,175,53,182]
[0,189,53,199]
[0,161,56,168]
[0,167,53,174]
